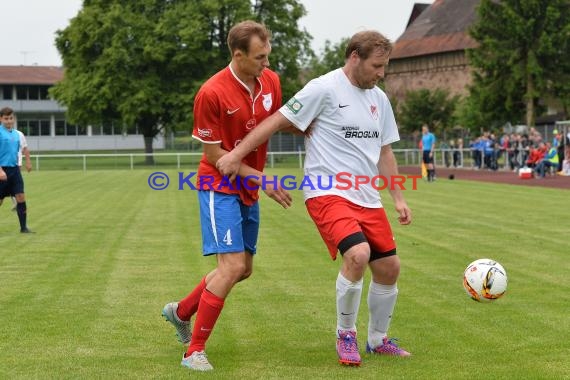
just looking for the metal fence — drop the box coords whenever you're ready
[28,149,500,171]
[30,151,306,171]
[30,122,567,171]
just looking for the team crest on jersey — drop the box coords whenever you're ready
[246,118,256,130]
[197,128,213,138]
[286,97,304,114]
[370,105,379,120]
[262,93,273,111]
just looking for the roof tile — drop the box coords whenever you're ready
[391,0,480,59]
[0,66,64,85]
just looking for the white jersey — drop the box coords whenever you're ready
[279,68,399,208]
[16,130,28,167]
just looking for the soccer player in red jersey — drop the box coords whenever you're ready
[162,20,291,371]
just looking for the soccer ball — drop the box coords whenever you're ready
[463,259,508,302]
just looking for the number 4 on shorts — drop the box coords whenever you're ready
[223,229,233,245]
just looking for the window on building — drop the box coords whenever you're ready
[126,125,138,135]
[67,124,77,136]
[1,85,12,100]
[16,85,28,100]
[28,120,39,136]
[102,124,113,135]
[55,120,66,136]
[39,86,50,100]
[28,86,39,100]
[40,120,51,136]
[17,120,29,135]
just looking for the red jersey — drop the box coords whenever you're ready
[192,66,282,205]
[527,148,545,164]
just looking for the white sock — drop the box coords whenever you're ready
[11,196,16,207]
[336,272,363,333]
[367,281,398,348]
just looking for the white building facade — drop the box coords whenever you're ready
[0,66,164,151]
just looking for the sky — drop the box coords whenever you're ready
[1,0,434,66]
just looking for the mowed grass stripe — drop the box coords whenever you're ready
[0,169,568,379]
[390,179,569,379]
[0,171,157,377]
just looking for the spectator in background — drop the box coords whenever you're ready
[453,138,463,167]
[526,142,546,170]
[535,142,559,178]
[498,134,509,163]
[482,134,497,170]
[441,140,451,168]
[529,127,543,146]
[507,134,520,171]
[560,145,570,176]
[553,130,564,172]
[552,129,560,148]
[470,137,483,170]
[520,134,531,165]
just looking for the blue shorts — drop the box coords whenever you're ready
[0,166,24,199]
[198,191,260,256]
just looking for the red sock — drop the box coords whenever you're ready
[186,289,225,355]
[177,277,207,321]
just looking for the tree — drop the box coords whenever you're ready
[467,0,570,127]
[306,38,348,79]
[252,0,313,100]
[52,0,312,163]
[397,89,459,137]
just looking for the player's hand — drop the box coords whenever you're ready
[216,152,241,182]
[0,170,6,181]
[263,181,293,209]
[26,163,32,172]
[395,200,412,225]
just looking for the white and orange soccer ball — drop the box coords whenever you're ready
[463,259,508,302]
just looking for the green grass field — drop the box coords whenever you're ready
[0,169,568,379]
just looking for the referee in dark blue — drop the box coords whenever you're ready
[0,107,33,233]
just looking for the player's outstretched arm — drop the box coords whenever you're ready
[235,163,292,209]
[216,112,293,181]
[204,143,292,209]
[378,145,412,225]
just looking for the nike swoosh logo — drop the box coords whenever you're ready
[226,108,240,115]
[200,327,212,332]
[340,312,354,316]
[338,104,350,108]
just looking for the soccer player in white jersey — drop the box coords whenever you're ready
[217,30,412,366]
